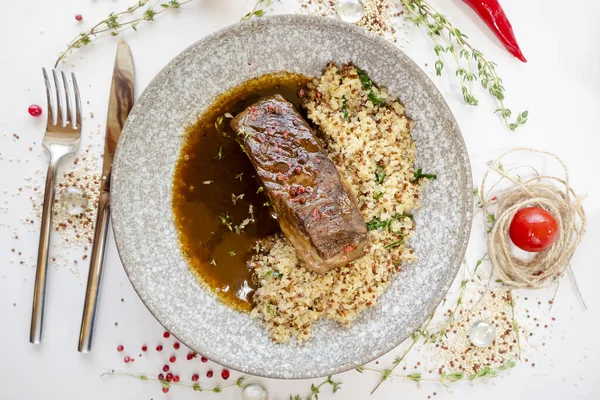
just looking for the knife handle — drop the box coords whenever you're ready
[78,190,111,353]
[30,157,60,344]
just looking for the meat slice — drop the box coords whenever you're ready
[231,94,369,274]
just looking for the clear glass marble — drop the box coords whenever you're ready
[469,320,496,348]
[242,384,268,400]
[337,0,365,24]
[59,186,88,216]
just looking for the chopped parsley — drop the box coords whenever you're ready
[367,217,388,231]
[224,112,234,119]
[256,186,264,194]
[374,191,384,201]
[263,201,271,207]
[375,165,386,184]
[412,168,437,182]
[228,250,236,257]
[367,213,413,232]
[368,91,385,105]
[210,259,217,266]
[384,239,404,249]
[341,95,349,122]
[356,66,372,90]
[235,172,243,181]
[355,66,386,105]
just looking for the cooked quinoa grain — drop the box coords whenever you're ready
[250,64,428,343]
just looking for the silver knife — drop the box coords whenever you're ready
[78,40,134,353]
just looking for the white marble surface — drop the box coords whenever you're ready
[1,0,599,399]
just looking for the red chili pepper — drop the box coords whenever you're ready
[462,0,526,62]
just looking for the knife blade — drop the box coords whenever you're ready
[78,40,134,353]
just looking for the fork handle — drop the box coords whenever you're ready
[30,157,60,344]
[78,191,111,353]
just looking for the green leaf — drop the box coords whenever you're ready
[366,217,387,231]
[341,95,349,122]
[407,372,422,382]
[143,7,156,21]
[435,60,444,76]
[368,90,385,105]
[213,387,222,392]
[412,168,437,182]
[355,66,373,90]
[384,239,404,249]
[193,383,202,391]
[375,165,386,184]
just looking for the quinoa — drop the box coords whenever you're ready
[250,63,428,343]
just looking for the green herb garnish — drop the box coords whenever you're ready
[341,95,349,122]
[355,66,385,105]
[218,213,233,231]
[210,259,217,266]
[412,168,437,182]
[356,67,373,90]
[375,165,386,184]
[215,145,223,160]
[367,217,388,231]
[235,172,243,181]
[384,239,404,249]
[228,250,236,257]
[368,91,385,105]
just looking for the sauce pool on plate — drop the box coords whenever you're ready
[172,72,312,312]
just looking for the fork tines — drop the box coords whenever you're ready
[42,68,81,131]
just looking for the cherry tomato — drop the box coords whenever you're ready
[509,207,559,252]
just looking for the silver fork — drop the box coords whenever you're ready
[30,69,82,344]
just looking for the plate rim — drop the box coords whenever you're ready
[111,13,473,378]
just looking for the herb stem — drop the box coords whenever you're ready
[101,370,244,392]
[400,0,527,130]
[55,0,196,67]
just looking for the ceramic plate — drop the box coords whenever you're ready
[112,15,472,379]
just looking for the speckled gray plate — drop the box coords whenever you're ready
[112,15,472,379]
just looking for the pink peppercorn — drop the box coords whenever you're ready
[221,369,230,380]
[173,342,180,350]
[191,374,199,382]
[169,356,176,363]
[117,345,124,352]
[166,373,173,382]
[173,376,180,383]
[163,332,170,338]
[75,14,83,21]
[162,365,170,372]
[206,370,213,378]
[28,104,42,117]
[162,387,169,393]
[201,356,208,363]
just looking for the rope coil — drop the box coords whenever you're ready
[480,148,586,289]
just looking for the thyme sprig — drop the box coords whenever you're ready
[288,375,342,400]
[101,370,246,393]
[55,0,196,67]
[399,0,528,130]
[360,359,516,387]
[241,0,274,21]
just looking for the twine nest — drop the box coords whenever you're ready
[480,149,586,289]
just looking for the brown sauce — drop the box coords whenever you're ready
[172,72,312,312]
